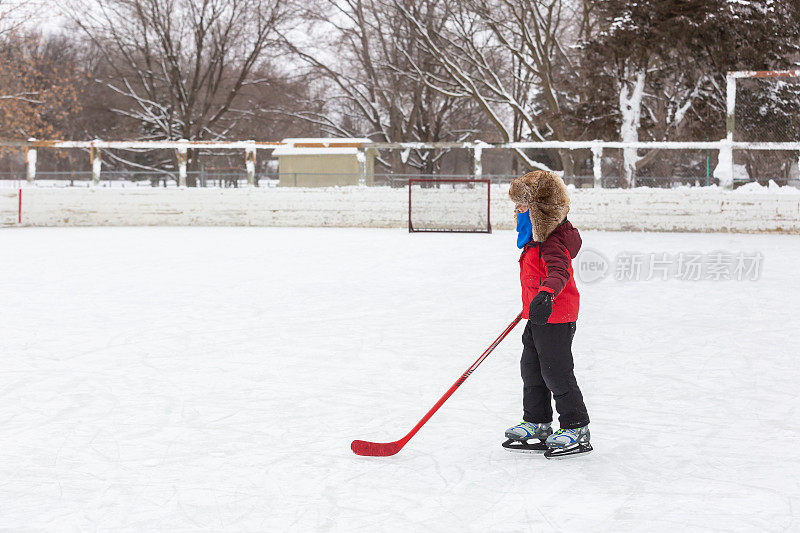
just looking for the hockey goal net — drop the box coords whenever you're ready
[408,178,491,233]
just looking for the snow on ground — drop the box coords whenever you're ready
[0,227,798,531]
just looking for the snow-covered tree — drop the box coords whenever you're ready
[697,0,800,183]
[577,0,800,186]
[395,0,594,176]
[580,1,703,186]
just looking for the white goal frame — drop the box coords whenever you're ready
[726,69,800,142]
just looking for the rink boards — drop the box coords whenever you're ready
[1,185,800,233]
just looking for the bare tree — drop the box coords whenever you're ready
[283,0,481,174]
[395,0,591,176]
[64,0,293,185]
[0,0,36,36]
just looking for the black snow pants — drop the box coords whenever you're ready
[521,320,589,429]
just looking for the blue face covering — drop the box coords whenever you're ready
[516,211,533,248]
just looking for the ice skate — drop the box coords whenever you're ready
[543,425,592,459]
[502,421,552,454]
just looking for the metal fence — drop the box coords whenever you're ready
[3,139,800,189]
[0,170,269,188]
[3,169,799,189]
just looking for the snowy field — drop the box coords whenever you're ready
[1,226,799,531]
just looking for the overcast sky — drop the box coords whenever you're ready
[3,0,68,34]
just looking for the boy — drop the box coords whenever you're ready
[502,171,592,459]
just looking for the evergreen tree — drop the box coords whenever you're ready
[574,0,800,185]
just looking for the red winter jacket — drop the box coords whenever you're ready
[519,219,582,323]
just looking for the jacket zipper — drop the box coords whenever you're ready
[538,245,542,288]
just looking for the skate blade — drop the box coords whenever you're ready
[502,438,548,454]
[544,443,593,460]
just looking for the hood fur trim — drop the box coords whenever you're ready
[508,171,570,242]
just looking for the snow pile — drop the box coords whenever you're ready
[713,140,734,188]
[734,179,800,194]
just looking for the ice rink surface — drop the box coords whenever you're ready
[1,226,798,531]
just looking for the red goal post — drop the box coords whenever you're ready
[408,178,491,234]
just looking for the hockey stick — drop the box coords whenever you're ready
[351,312,524,457]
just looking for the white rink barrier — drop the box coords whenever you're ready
[1,186,800,233]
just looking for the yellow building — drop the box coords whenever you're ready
[274,138,375,187]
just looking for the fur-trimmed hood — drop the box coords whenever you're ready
[508,171,570,242]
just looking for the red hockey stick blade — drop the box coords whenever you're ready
[350,439,405,457]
